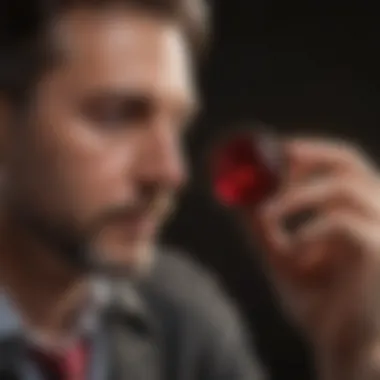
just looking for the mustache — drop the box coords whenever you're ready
[96,194,174,224]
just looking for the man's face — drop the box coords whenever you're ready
[4,8,197,272]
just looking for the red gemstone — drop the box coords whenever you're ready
[210,130,282,208]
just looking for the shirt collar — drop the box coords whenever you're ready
[0,293,22,340]
[0,277,113,346]
[0,275,152,344]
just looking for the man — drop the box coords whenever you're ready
[0,1,380,379]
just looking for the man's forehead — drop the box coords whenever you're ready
[51,7,198,106]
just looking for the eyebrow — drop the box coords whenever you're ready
[82,89,201,115]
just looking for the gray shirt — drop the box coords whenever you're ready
[0,250,267,380]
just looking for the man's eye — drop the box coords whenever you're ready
[82,97,152,128]
[91,106,125,124]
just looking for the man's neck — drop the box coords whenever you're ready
[0,219,90,342]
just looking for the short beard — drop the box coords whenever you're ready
[6,201,140,279]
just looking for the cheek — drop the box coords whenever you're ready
[12,120,138,225]
[43,130,139,220]
[67,146,137,212]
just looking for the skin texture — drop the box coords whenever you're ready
[3,8,197,272]
[0,7,197,339]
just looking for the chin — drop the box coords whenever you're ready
[91,241,155,279]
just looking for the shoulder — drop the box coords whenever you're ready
[139,248,267,379]
[142,248,238,330]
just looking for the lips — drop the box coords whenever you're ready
[119,215,157,234]
[210,130,282,208]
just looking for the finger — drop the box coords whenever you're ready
[295,212,380,284]
[284,138,375,180]
[250,205,331,284]
[283,211,368,283]
[252,201,290,255]
[296,210,371,255]
[252,179,352,259]
[265,177,380,223]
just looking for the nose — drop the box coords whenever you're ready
[137,125,188,191]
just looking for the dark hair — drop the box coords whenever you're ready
[0,0,209,102]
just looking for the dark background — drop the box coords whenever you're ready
[164,1,380,379]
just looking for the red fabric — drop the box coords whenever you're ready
[210,132,281,208]
[28,339,89,380]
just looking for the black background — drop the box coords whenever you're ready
[163,1,380,379]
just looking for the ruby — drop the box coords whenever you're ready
[210,130,282,208]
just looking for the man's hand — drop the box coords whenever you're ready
[248,137,380,380]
